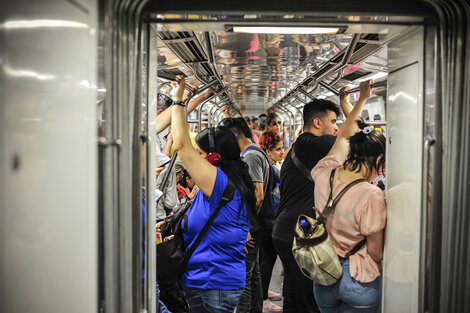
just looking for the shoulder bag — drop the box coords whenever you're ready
[292,169,367,286]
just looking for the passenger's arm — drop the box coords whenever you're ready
[253,182,264,214]
[171,76,217,198]
[366,230,384,263]
[156,88,214,134]
[161,133,172,157]
[339,86,353,118]
[327,80,373,163]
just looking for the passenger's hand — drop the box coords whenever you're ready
[183,84,198,102]
[359,79,374,102]
[163,234,174,242]
[244,232,256,254]
[339,86,351,102]
[189,185,199,199]
[165,132,173,143]
[174,75,186,101]
[203,89,216,100]
[156,166,164,177]
[156,221,165,230]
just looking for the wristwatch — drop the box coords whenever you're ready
[173,101,185,107]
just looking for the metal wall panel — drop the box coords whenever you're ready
[0,0,98,312]
[383,28,424,313]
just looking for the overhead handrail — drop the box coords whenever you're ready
[273,33,389,107]
[158,30,234,109]
[345,80,387,94]
[313,34,361,83]
[319,81,340,96]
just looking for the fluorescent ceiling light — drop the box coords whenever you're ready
[1,20,89,29]
[229,26,341,34]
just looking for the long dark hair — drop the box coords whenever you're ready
[345,121,386,178]
[195,126,257,222]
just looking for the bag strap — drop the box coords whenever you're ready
[274,144,310,219]
[344,237,367,259]
[156,152,178,205]
[319,169,366,222]
[319,169,368,258]
[291,144,313,182]
[242,145,271,197]
[184,179,236,264]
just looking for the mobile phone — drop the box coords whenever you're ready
[155,188,163,200]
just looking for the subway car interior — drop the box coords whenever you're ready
[1,0,470,313]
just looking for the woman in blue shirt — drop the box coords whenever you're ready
[171,76,257,313]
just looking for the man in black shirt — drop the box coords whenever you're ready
[272,99,340,313]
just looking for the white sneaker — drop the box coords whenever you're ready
[263,299,283,312]
[267,290,282,301]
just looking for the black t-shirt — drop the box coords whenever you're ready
[272,132,336,244]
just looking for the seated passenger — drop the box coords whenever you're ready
[311,80,386,313]
[169,75,258,313]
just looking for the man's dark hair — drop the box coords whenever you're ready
[220,117,253,140]
[303,99,341,129]
[157,93,173,111]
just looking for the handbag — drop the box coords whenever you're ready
[157,179,236,284]
[292,169,367,286]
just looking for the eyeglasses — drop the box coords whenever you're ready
[270,121,282,126]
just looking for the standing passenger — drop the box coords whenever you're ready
[170,76,258,313]
[312,81,386,313]
[272,99,340,313]
[265,113,282,135]
[222,117,268,313]
[258,130,284,312]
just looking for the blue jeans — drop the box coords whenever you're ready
[184,287,244,313]
[314,260,382,313]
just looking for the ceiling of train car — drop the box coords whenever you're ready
[212,32,353,114]
[155,18,398,116]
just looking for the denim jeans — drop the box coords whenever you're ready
[184,287,244,313]
[314,260,382,313]
[236,238,263,313]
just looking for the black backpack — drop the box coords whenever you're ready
[156,180,236,311]
[242,146,281,229]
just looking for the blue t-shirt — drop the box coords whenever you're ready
[182,168,250,290]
